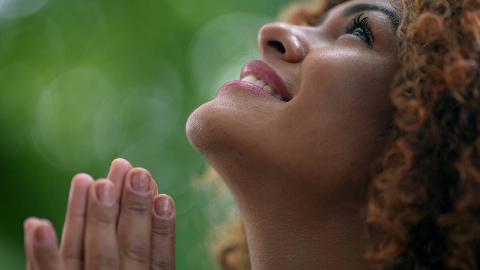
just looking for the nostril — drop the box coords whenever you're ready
[267,40,286,54]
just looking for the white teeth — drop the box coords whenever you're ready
[241,75,278,96]
[263,84,275,94]
[254,80,267,88]
[242,75,257,83]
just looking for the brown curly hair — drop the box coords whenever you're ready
[206,0,480,269]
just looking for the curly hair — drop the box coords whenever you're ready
[206,0,480,269]
[366,0,480,269]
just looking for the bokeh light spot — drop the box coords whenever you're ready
[0,0,48,19]
[32,67,114,171]
[189,12,271,101]
[92,62,183,167]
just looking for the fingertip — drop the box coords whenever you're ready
[24,217,40,232]
[32,221,57,246]
[69,174,94,203]
[151,178,158,197]
[40,219,54,226]
[112,157,131,165]
[158,194,175,206]
[127,167,152,178]
[151,193,175,269]
[72,173,94,185]
[108,158,133,185]
[90,178,115,193]
[92,179,116,206]
[110,158,133,171]
[126,167,154,195]
[127,167,154,185]
[153,194,175,220]
[24,218,34,231]
[24,218,42,270]
[95,178,113,185]
[31,221,62,269]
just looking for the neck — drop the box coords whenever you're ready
[241,200,369,270]
[216,169,369,270]
[204,153,371,270]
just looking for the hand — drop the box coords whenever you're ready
[23,159,176,270]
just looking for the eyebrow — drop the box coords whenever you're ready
[317,3,400,29]
[343,3,400,29]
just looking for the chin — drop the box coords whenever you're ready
[186,101,219,154]
[186,95,280,169]
[186,87,269,150]
[186,99,243,156]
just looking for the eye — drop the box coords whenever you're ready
[345,13,375,48]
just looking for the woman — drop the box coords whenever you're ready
[23,0,480,269]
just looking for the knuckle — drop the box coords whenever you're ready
[69,210,86,222]
[61,250,85,263]
[92,209,115,225]
[122,242,150,265]
[63,257,84,269]
[152,222,174,238]
[125,200,150,215]
[89,252,119,270]
[151,259,174,270]
[33,245,56,261]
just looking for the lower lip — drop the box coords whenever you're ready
[221,80,274,97]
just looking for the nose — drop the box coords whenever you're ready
[259,22,308,63]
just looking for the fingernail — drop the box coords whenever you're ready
[95,182,114,206]
[24,218,35,231]
[33,224,55,245]
[131,171,150,193]
[154,195,174,219]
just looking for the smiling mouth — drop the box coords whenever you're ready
[239,75,286,101]
[240,60,292,102]
[220,60,292,102]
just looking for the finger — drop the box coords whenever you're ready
[59,173,94,270]
[24,218,42,270]
[31,220,63,270]
[151,194,176,270]
[107,158,133,204]
[117,168,154,270]
[85,180,120,270]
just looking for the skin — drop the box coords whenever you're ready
[24,0,401,269]
[186,0,401,269]
[24,159,176,270]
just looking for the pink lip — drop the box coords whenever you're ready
[240,60,291,101]
[222,80,273,97]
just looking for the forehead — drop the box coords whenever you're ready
[331,0,397,13]
[323,0,402,29]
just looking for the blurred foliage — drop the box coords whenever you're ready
[0,0,292,269]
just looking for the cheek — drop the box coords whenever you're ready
[275,49,396,184]
[299,49,394,111]
[294,49,395,129]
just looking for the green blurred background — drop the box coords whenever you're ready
[0,0,293,269]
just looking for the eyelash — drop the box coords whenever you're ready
[345,13,375,48]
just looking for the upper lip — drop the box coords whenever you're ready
[240,60,292,101]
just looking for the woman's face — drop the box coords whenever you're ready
[187,0,402,202]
